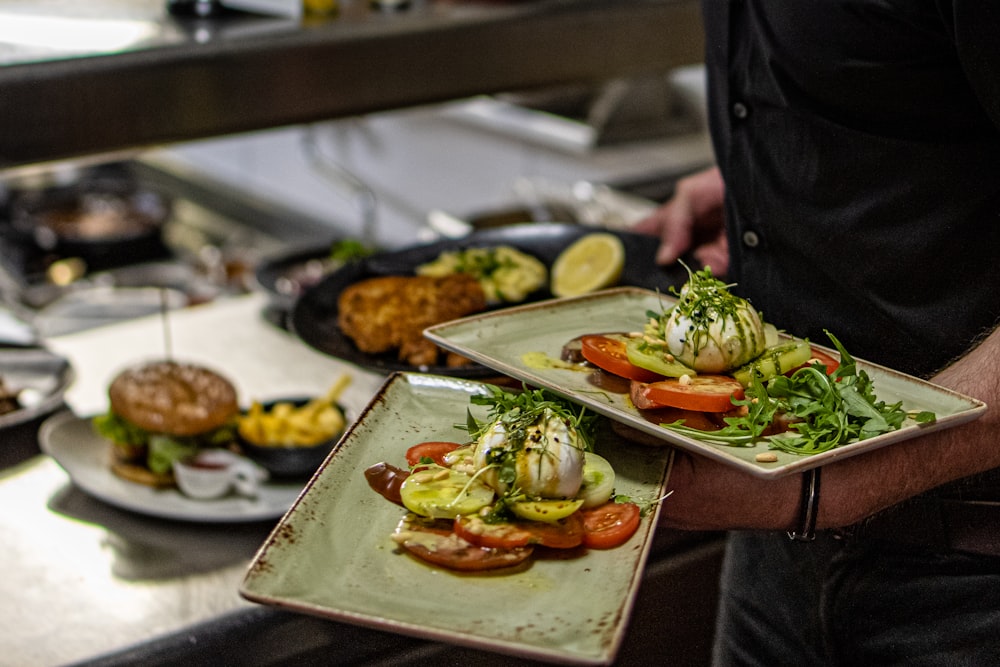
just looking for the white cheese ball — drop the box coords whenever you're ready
[473,409,584,499]
[664,301,767,373]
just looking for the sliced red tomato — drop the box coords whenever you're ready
[633,375,745,413]
[364,462,409,506]
[454,515,532,549]
[454,512,585,550]
[405,441,464,467]
[394,516,533,571]
[629,378,664,411]
[522,511,583,549]
[522,512,584,549]
[580,502,641,549]
[629,382,730,430]
[787,347,840,376]
[580,334,663,382]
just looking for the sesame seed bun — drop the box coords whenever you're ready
[108,361,238,437]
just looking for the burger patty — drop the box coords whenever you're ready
[109,361,238,437]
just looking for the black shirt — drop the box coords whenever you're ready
[702,0,1000,377]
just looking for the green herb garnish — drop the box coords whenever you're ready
[329,239,375,262]
[465,384,597,449]
[459,384,598,494]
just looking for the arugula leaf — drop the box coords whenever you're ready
[661,372,779,446]
[662,330,936,455]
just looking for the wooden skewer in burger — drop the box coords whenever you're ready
[91,289,240,488]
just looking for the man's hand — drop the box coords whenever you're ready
[632,166,729,274]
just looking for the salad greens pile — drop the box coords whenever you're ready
[663,332,936,455]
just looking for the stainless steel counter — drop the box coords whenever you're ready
[0,0,703,168]
[1,455,273,664]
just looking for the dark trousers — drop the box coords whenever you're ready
[712,530,1000,666]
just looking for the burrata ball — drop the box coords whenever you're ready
[663,287,767,373]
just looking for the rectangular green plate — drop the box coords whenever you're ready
[425,287,986,479]
[241,372,672,665]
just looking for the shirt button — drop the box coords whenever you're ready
[742,230,760,247]
[732,102,749,119]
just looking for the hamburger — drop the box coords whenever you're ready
[92,360,239,488]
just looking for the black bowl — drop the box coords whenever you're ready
[236,397,345,479]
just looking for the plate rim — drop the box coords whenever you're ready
[39,410,304,523]
[0,347,74,429]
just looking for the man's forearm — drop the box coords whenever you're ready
[819,323,1000,527]
[658,326,1000,532]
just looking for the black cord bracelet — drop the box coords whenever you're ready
[787,467,821,542]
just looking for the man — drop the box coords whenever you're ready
[634,2,1000,664]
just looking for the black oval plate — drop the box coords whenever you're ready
[290,223,688,378]
[253,243,341,314]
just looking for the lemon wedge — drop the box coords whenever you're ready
[551,233,626,297]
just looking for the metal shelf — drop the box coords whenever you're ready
[0,0,703,169]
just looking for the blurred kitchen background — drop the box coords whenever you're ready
[156,63,711,246]
[0,4,728,666]
[1,63,712,338]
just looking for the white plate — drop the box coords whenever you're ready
[425,287,987,479]
[240,373,672,665]
[39,411,304,523]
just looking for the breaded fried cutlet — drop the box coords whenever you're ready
[337,274,487,367]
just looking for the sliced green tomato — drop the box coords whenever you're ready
[578,452,616,508]
[762,322,781,348]
[625,338,695,378]
[509,498,584,523]
[399,469,495,519]
[732,339,812,387]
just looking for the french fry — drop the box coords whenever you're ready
[238,375,350,447]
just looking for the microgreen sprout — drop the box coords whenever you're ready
[464,384,598,453]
